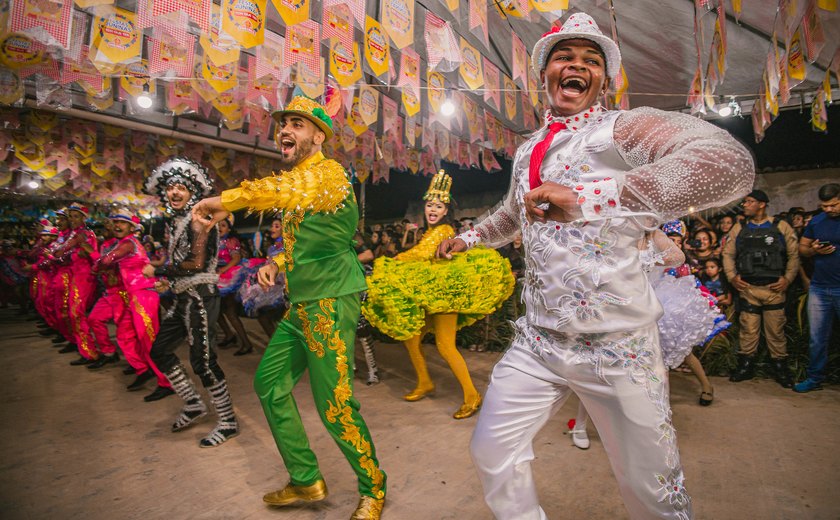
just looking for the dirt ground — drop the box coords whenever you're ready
[1,308,839,520]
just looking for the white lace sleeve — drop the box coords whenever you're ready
[651,229,685,267]
[459,147,524,249]
[639,230,685,272]
[614,107,755,221]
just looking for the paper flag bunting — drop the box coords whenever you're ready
[381,0,414,50]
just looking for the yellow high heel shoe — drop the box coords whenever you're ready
[403,384,435,402]
[453,395,482,419]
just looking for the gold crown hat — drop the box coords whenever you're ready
[271,96,334,139]
[423,169,453,204]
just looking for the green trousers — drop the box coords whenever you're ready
[254,293,386,499]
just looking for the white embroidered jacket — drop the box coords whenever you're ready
[459,105,754,334]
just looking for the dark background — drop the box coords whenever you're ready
[358,104,840,222]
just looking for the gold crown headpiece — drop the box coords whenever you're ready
[423,170,452,204]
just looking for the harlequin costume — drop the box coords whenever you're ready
[144,157,238,448]
[462,13,755,520]
[362,171,515,419]
[40,203,100,364]
[217,96,386,518]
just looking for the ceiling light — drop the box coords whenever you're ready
[27,180,39,189]
[719,97,741,118]
[440,99,455,116]
[136,84,153,109]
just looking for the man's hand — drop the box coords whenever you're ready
[436,238,467,259]
[142,264,156,278]
[191,196,230,229]
[812,241,837,255]
[731,274,750,292]
[768,277,789,292]
[257,261,279,288]
[523,181,582,223]
[154,279,170,293]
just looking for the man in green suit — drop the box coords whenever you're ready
[192,96,386,520]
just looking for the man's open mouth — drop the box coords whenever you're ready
[560,77,588,95]
[280,137,296,155]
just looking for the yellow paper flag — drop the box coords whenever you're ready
[364,16,389,78]
[427,70,445,113]
[90,6,142,67]
[817,0,836,10]
[202,55,238,93]
[329,40,362,87]
[297,58,324,99]
[787,27,806,82]
[530,0,568,11]
[222,0,267,48]
[459,38,484,90]
[504,75,517,121]
[271,0,310,27]
[381,0,415,50]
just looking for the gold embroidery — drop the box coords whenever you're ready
[313,298,336,338]
[298,303,324,358]
[72,285,94,357]
[131,293,157,343]
[282,209,306,272]
[313,297,386,499]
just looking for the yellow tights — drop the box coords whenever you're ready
[403,313,480,405]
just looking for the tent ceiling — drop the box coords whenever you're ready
[8,1,840,141]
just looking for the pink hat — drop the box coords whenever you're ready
[531,12,621,79]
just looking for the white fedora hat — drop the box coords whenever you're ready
[531,12,621,79]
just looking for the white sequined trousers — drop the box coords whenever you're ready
[470,318,692,520]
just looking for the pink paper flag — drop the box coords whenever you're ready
[151,0,210,33]
[285,20,321,74]
[10,0,74,48]
[483,58,500,110]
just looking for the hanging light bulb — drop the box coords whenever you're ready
[718,97,740,117]
[136,84,153,109]
[440,99,455,116]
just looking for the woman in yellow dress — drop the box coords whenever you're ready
[363,171,515,419]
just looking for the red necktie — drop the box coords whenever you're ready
[528,121,567,190]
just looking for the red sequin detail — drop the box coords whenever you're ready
[594,188,601,195]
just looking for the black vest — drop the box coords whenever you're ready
[735,219,787,284]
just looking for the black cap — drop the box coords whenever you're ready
[746,189,769,203]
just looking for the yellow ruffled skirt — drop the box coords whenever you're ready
[362,247,515,341]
